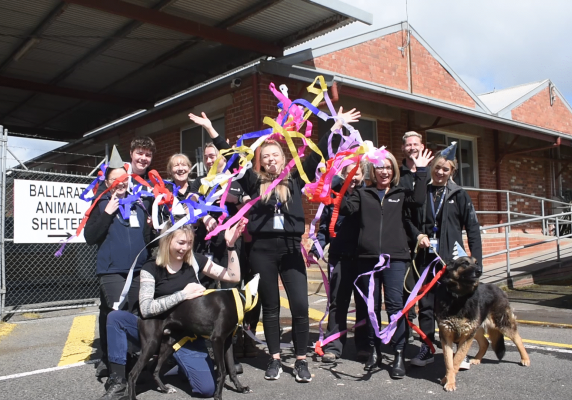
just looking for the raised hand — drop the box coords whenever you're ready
[412,149,434,168]
[225,218,247,247]
[332,106,361,131]
[104,192,120,215]
[188,112,213,130]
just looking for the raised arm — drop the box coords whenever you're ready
[201,219,246,283]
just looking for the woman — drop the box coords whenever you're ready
[188,107,360,382]
[310,160,369,363]
[340,149,432,378]
[85,147,151,379]
[98,219,246,400]
[166,153,193,203]
[410,146,482,369]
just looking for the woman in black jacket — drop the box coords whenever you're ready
[188,107,360,383]
[340,149,431,378]
[410,147,482,369]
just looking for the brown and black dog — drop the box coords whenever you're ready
[435,256,530,392]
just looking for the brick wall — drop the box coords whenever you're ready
[305,31,410,91]
[511,87,572,135]
[409,36,476,109]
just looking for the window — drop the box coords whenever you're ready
[426,131,478,187]
[318,117,377,151]
[181,117,225,178]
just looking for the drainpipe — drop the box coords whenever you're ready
[493,130,503,231]
[252,72,261,172]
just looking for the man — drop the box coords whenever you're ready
[399,131,425,345]
[127,137,155,190]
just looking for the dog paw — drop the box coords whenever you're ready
[443,382,457,392]
[239,386,252,393]
[158,386,177,394]
[440,377,448,385]
[520,358,531,367]
[469,358,481,365]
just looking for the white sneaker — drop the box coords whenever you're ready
[459,356,471,371]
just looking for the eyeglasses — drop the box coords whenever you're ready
[375,166,393,171]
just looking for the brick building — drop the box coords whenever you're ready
[28,22,572,266]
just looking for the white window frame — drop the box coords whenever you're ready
[426,130,479,188]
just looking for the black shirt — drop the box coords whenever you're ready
[141,253,209,298]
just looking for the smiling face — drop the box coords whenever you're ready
[106,168,127,197]
[344,163,364,190]
[260,143,285,175]
[203,145,224,173]
[170,156,190,184]
[402,135,424,161]
[130,147,153,176]
[431,157,454,186]
[169,230,193,264]
[374,158,394,189]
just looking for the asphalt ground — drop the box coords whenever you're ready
[1,290,571,400]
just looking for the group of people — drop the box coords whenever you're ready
[311,130,482,378]
[86,106,482,400]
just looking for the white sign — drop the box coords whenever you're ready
[13,179,91,244]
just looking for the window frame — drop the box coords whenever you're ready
[180,114,225,177]
[426,130,479,188]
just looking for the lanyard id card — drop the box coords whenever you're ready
[429,238,439,254]
[273,202,284,230]
[129,210,140,228]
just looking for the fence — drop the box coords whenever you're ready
[0,128,102,318]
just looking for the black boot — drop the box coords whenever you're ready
[364,346,379,371]
[390,350,406,379]
[95,359,109,378]
[99,373,127,400]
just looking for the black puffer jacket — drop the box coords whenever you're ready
[340,169,427,260]
[412,180,482,269]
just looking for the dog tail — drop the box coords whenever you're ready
[488,328,506,360]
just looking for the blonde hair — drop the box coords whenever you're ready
[341,159,368,179]
[258,140,291,204]
[402,131,423,144]
[368,151,400,187]
[155,223,195,267]
[166,154,192,180]
[430,152,458,180]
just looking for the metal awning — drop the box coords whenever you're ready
[0,0,372,141]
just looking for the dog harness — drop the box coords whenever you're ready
[172,285,259,352]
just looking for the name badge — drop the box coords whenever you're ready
[129,210,140,228]
[206,253,214,261]
[429,238,439,254]
[273,213,284,230]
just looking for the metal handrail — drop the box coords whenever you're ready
[466,186,572,236]
[478,210,572,280]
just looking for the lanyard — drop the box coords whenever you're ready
[429,187,446,235]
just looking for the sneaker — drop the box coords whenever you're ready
[459,356,471,371]
[95,360,109,378]
[321,352,337,363]
[98,373,127,400]
[293,359,312,383]
[410,343,434,367]
[264,358,282,380]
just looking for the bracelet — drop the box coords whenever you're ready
[227,245,236,251]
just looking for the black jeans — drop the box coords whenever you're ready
[416,251,439,343]
[98,272,140,363]
[322,255,369,356]
[249,235,309,356]
[355,259,407,351]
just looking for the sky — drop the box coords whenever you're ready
[289,0,572,103]
[4,0,571,168]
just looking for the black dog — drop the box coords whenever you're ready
[128,274,260,400]
[435,256,530,392]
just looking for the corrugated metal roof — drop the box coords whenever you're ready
[0,0,371,139]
